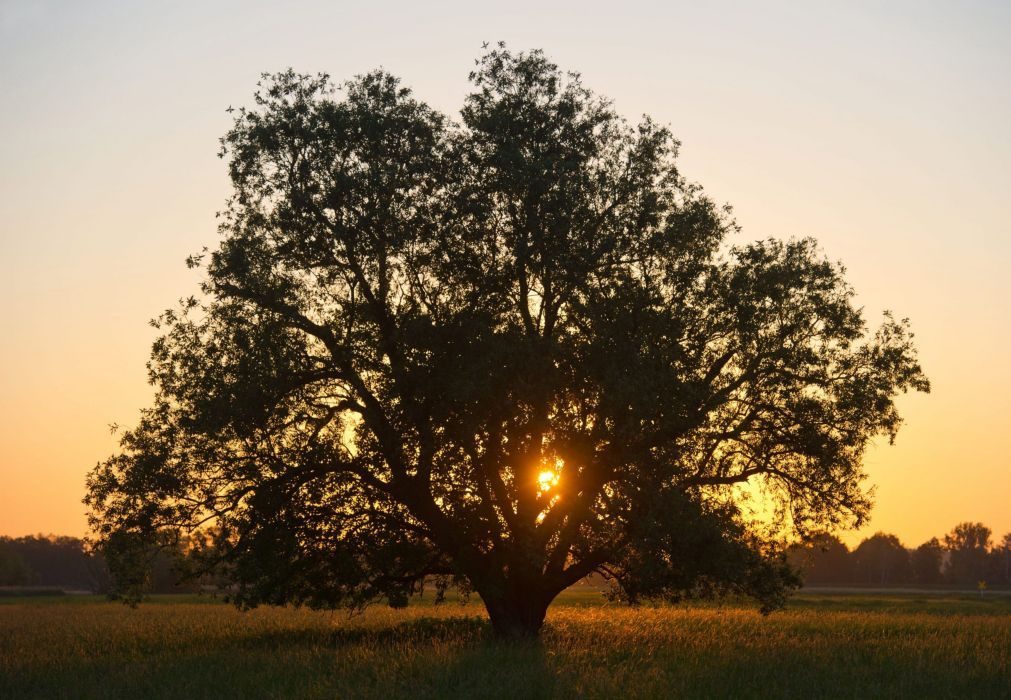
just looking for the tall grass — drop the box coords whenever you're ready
[2,592,1009,698]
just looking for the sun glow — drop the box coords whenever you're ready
[537,469,559,492]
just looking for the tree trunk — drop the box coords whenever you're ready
[482,590,551,639]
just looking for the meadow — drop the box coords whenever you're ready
[2,589,1009,699]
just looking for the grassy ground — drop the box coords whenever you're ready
[2,589,1009,699]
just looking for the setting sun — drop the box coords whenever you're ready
[537,470,559,491]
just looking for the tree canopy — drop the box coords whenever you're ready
[944,522,992,585]
[911,537,944,585]
[852,533,913,586]
[86,47,929,637]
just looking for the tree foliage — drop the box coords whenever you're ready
[911,537,944,585]
[0,540,33,586]
[944,522,992,585]
[786,533,853,586]
[852,533,913,586]
[994,534,1011,585]
[86,47,928,636]
[0,536,109,591]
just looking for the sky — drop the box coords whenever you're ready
[1,0,1009,548]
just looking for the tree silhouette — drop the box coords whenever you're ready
[911,537,944,585]
[852,533,912,586]
[787,533,852,585]
[86,48,929,637]
[944,522,992,585]
[0,539,32,586]
[997,533,1011,586]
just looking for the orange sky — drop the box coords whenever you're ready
[1,1,1009,548]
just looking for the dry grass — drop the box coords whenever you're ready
[2,591,1009,698]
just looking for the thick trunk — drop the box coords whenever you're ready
[483,591,552,639]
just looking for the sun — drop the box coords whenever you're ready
[537,469,559,491]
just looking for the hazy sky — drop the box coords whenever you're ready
[1,0,1008,547]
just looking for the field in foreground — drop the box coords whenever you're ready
[2,590,1010,699]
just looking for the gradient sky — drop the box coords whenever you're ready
[1,0,1009,548]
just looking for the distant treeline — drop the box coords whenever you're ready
[0,535,199,594]
[789,522,1011,588]
[4,522,1011,593]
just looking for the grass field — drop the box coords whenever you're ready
[2,589,1009,699]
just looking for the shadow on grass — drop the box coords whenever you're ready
[424,632,558,699]
[229,615,562,699]
[239,613,491,651]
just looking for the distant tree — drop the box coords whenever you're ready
[0,538,33,586]
[990,533,1011,586]
[85,48,929,637]
[911,537,944,585]
[851,533,912,586]
[787,533,852,585]
[943,522,992,585]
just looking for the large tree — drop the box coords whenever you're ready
[86,47,928,637]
